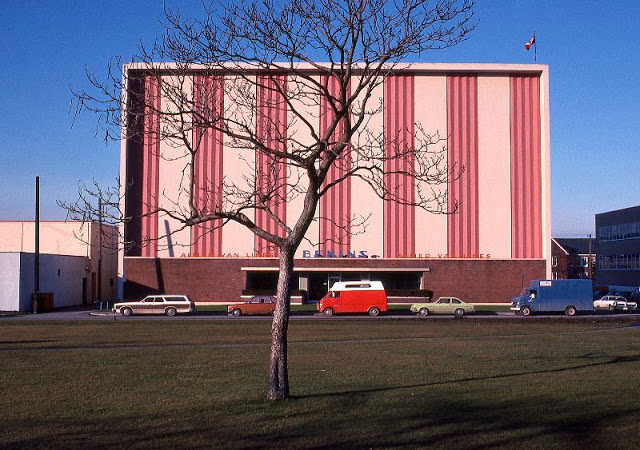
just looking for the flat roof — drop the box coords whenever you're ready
[124,61,548,76]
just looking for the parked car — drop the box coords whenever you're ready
[594,295,628,311]
[228,296,276,316]
[595,295,638,312]
[113,295,195,316]
[410,297,475,317]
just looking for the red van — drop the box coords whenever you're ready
[317,281,388,316]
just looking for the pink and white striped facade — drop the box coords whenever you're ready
[121,63,550,276]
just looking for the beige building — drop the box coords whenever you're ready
[0,221,118,311]
[119,63,550,303]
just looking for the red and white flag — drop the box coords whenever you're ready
[524,33,536,50]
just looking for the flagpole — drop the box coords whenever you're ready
[534,31,537,63]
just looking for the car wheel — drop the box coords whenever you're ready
[231,308,241,317]
[165,307,177,317]
[454,308,465,318]
[121,307,132,317]
[418,307,429,317]
[323,307,334,317]
[521,306,532,316]
[565,305,577,317]
[368,307,380,317]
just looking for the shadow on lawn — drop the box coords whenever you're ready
[3,355,640,449]
[292,354,640,400]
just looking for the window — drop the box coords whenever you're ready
[598,253,640,270]
[599,221,640,241]
[552,256,557,267]
[579,256,588,267]
[346,283,371,289]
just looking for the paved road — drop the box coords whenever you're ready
[3,306,640,322]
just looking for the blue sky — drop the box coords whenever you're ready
[1,0,639,237]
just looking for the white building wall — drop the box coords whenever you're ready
[0,253,21,311]
[18,253,90,310]
[222,75,257,256]
[157,75,193,257]
[414,75,448,257]
[350,81,384,257]
[477,76,512,258]
[288,75,321,257]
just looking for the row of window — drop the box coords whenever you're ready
[598,254,640,271]
[599,222,640,242]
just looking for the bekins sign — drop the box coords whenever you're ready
[301,250,380,258]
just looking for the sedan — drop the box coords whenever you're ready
[228,296,276,316]
[410,297,475,317]
[113,295,195,316]
[593,295,627,311]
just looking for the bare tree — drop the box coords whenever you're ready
[70,0,475,401]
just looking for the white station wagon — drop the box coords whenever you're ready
[113,295,195,316]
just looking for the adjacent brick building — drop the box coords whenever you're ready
[551,237,595,280]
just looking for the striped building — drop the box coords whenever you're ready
[120,63,550,304]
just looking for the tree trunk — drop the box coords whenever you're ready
[265,247,294,401]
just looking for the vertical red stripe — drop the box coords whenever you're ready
[384,74,415,258]
[141,76,160,257]
[255,75,287,256]
[319,75,351,256]
[447,75,479,258]
[191,75,224,257]
[510,75,542,258]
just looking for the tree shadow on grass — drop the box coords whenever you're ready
[291,354,640,400]
[2,355,640,449]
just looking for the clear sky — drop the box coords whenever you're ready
[1,0,639,238]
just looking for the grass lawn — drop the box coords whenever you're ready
[1,319,639,448]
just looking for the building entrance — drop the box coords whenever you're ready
[245,269,423,302]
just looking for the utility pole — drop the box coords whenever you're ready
[98,198,103,309]
[34,176,40,313]
[587,233,593,280]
